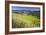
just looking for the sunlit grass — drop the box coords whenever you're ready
[12,13,40,28]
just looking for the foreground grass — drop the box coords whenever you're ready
[12,13,40,28]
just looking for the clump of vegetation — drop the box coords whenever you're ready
[12,13,40,28]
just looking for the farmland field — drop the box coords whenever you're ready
[12,13,40,28]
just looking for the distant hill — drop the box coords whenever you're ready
[12,10,39,14]
[12,10,40,19]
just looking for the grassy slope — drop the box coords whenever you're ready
[12,13,40,28]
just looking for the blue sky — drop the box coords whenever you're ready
[12,6,40,11]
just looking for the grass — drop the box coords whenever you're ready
[12,13,40,28]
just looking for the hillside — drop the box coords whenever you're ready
[12,13,40,28]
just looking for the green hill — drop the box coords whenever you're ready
[12,13,40,28]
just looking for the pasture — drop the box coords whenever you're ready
[12,13,40,28]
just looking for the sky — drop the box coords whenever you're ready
[12,6,40,11]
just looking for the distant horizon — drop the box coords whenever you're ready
[12,6,40,11]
